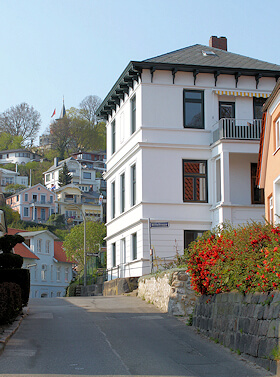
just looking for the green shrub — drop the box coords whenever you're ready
[186,222,280,295]
[0,282,22,324]
[0,269,30,306]
[0,253,23,268]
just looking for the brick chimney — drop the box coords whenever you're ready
[209,36,227,51]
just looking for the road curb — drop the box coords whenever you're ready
[0,307,29,356]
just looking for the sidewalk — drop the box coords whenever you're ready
[0,307,29,355]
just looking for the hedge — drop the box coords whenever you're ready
[0,282,22,324]
[186,222,280,295]
[0,269,30,306]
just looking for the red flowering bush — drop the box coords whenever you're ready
[185,222,280,295]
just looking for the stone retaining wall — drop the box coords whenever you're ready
[138,269,197,317]
[193,291,280,375]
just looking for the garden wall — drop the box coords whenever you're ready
[193,291,280,375]
[138,269,196,316]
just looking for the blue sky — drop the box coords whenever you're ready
[0,0,279,141]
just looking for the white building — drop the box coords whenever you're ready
[43,157,100,193]
[98,36,280,279]
[10,228,73,298]
[0,167,28,192]
[0,149,40,165]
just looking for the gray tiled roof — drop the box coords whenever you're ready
[144,44,280,71]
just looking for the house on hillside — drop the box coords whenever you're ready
[0,167,28,192]
[9,228,73,298]
[43,157,100,193]
[55,184,102,225]
[0,149,41,165]
[6,183,56,223]
[97,36,280,279]
[257,78,280,224]
[71,151,106,172]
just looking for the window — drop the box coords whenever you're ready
[37,239,42,252]
[41,264,47,280]
[16,195,19,201]
[184,230,205,250]
[49,196,53,203]
[57,266,61,281]
[41,195,46,204]
[121,238,126,264]
[120,173,125,213]
[25,193,28,202]
[46,174,50,182]
[219,102,235,119]
[111,120,116,154]
[111,181,115,218]
[276,117,280,150]
[251,163,264,204]
[183,160,207,202]
[183,90,204,129]
[23,207,29,217]
[83,172,91,179]
[46,240,50,254]
[253,97,266,120]
[41,208,46,221]
[131,96,136,134]
[51,265,54,281]
[132,233,137,260]
[33,194,37,202]
[269,195,274,224]
[112,243,116,267]
[131,164,136,206]
[65,267,69,282]
[216,158,221,203]
[34,265,38,280]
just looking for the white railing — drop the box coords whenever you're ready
[212,118,262,143]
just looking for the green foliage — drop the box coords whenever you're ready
[1,205,20,225]
[47,213,66,228]
[0,282,22,324]
[65,280,79,297]
[0,254,23,268]
[0,268,30,306]
[186,222,280,295]
[271,346,280,361]
[0,132,24,150]
[5,183,27,195]
[58,162,72,187]
[63,221,106,267]
[52,229,69,241]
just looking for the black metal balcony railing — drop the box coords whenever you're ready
[212,118,262,143]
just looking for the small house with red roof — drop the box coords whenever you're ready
[8,228,73,298]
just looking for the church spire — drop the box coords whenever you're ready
[60,97,66,118]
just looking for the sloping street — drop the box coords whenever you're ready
[0,296,271,377]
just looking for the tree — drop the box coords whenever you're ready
[4,184,27,196]
[49,117,73,159]
[1,205,20,225]
[0,132,24,150]
[79,95,102,126]
[58,162,72,187]
[63,221,106,267]
[0,103,41,145]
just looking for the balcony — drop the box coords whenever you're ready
[212,118,262,144]
[29,200,54,207]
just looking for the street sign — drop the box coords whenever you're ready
[150,222,169,228]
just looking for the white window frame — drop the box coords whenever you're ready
[37,238,42,252]
[41,264,47,280]
[276,117,280,151]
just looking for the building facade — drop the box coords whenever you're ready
[0,167,28,192]
[98,36,280,279]
[0,149,40,165]
[10,228,73,298]
[257,78,280,224]
[55,184,102,225]
[43,157,100,193]
[6,183,56,223]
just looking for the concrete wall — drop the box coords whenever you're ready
[193,292,280,375]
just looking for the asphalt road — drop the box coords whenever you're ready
[0,296,272,377]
